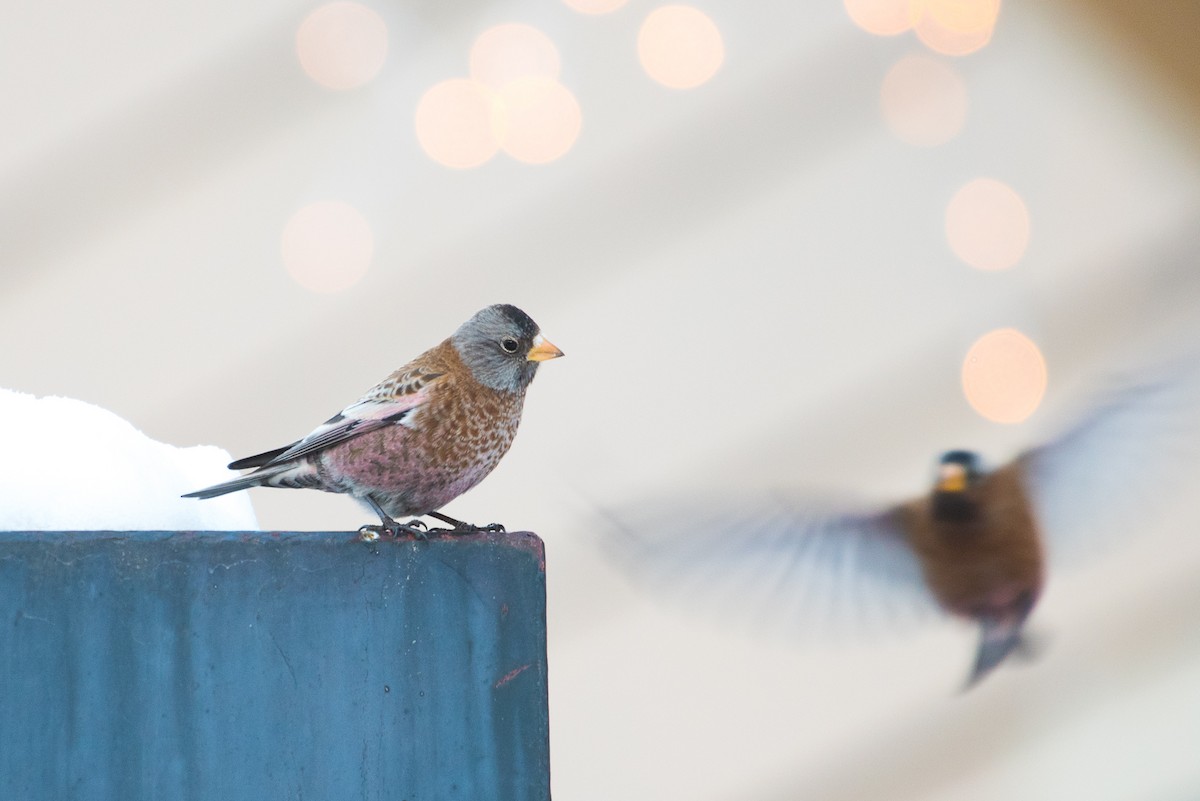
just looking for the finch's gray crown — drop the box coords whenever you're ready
[452,304,546,394]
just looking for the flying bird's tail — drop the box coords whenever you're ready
[182,461,317,500]
[964,587,1041,690]
[965,615,1027,689]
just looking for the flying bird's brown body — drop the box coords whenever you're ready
[900,464,1043,628]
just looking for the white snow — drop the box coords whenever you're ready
[0,387,258,530]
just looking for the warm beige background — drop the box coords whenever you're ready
[4,1,1200,798]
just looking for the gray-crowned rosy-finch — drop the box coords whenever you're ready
[185,304,563,537]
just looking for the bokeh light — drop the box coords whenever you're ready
[469,24,561,89]
[563,0,630,14]
[414,79,504,169]
[281,201,374,294]
[638,6,725,89]
[844,0,916,36]
[945,177,1031,271]
[912,0,1000,57]
[498,78,583,164]
[880,55,968,146]
[295,2,389,90]
[961,328,1047,424]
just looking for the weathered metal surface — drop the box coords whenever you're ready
[0,530,550,801]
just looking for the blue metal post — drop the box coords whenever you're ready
[0,530,550,800]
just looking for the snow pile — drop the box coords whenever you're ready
[0,388,258,530]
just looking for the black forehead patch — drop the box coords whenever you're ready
[939,450,978,466]
[494,304,539,338]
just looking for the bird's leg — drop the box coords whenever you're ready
[357,498,430,541]
[426,511,506,535]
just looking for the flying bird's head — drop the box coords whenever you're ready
[935,450,982,493]
[452,304,564,393]
[932,450,984,523]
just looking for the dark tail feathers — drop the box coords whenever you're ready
[182,473,269,500]
[227,443,297,470]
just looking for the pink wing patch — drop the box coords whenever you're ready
[263,384,436,466]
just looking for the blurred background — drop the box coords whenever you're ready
[4,0,1200,798]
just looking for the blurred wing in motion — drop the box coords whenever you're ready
[1018,352,1200,567]
[602,492,941,638]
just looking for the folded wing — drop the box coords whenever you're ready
[243,368,444,469]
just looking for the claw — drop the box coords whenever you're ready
[357,518,430,541]
[361,498,430,540]
[425,511,506,535]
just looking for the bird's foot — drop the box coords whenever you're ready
[425,511,506,535]
[356,518,429,541]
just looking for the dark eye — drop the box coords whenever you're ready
[500,337,520,354]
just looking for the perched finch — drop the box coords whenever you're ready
[608,357,1200,688]
[185,304,563,537]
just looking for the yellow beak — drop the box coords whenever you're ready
[936,472,964,491]
[526,334,564,362]
[936,465,964,491]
